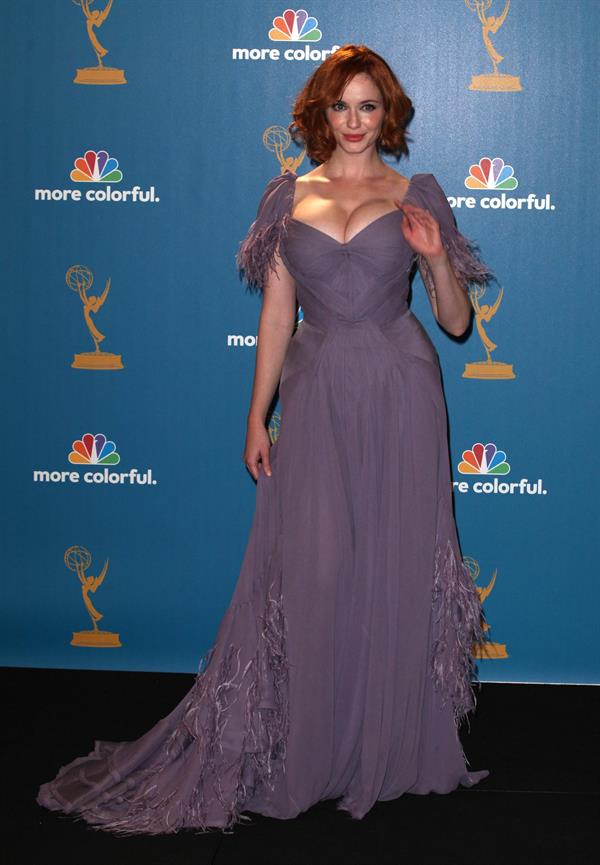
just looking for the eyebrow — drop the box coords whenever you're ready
[333,98,381,104]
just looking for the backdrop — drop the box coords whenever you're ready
[2,0,598,683]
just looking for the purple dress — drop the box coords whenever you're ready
[37,170,492,834]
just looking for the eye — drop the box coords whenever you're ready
[361,103,377,112]
[331,101,346,112]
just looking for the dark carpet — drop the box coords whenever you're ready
[2,667,598,865]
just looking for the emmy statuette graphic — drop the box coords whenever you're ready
[463,285,516,379]
[65,545,122,647]
[464,556,509,659]
[263,125,306,175]
[268,410,282,445]
[465,0,522,91]
[72,0,127,85]
[66,265,124,370]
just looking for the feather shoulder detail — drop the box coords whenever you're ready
[236,171,296,293]
[413,173,494,295]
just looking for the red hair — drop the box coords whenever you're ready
[289,44,414,165]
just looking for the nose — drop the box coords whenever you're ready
[346,108,361,129]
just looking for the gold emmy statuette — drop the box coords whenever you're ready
[268,410,282,445]
[65,545,122,647]
[464,557,509,659]
[262,125,306,175]
[66,265,124,370]
[463,285,516,380]
[465,0,522,92]
[73,0,127,85]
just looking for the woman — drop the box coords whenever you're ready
[38,44,491,835]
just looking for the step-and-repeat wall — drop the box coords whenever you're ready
[3,1,598,682]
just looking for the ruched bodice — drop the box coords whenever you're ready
[283,210,413,328]
[275,173,456,390]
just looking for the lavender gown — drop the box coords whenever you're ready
[37,170,492,834]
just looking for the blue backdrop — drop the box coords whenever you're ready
[2,0,598,683]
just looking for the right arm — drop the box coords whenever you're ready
[243,245,297,481]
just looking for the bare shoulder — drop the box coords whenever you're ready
[293,166,324,206]
[384,167,411,197]
[295,166,323,186]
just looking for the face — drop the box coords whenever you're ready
[324,72,385,154]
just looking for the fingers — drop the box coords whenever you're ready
[396,203,439,239]
[244,459,259,481]
[399,205,416,234]
[395,201,437,223]
[243,448,272,481]
[262,455,272,478]
[396,201,428,213]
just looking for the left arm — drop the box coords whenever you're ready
[398,201,471,336]
[395,174,493,337]
[419,248,471,337]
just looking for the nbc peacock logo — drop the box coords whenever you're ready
[70,150,123,183]
[33,149,159,204]
[32,433,157,486]
[69,433,120,466]
[454,442,547,497]
[446,155,555,212]
[232,8,339,62]
[269,9,322,41]
[465,157,518,191]
[458,442,510,475]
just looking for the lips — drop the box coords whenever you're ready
[343,134,365,142]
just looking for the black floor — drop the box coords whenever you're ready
[2,667,598,865]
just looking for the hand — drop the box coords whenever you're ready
[243,418,273,481]
[394,201,446,263]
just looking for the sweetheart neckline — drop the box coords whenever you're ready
[289,209,405,246]
[287,172,415,246]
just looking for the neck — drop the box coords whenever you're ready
[320,147,387,181]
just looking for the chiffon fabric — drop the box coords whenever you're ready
[37,170,492,834]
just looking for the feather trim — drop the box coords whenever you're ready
[38,547,289,836]
[236,212,291,294]
[430,539,488,729]
[417,228,494,297]
[236,172,295,294]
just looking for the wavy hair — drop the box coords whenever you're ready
[289,44,414,165]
